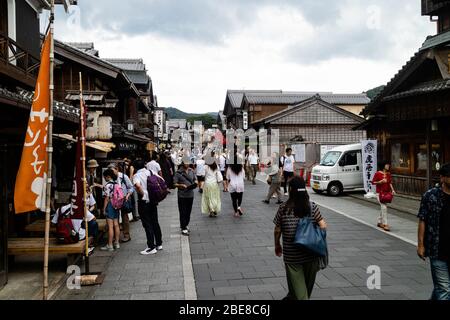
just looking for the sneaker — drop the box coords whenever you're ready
[156,245,163,251]
[276,200,284,204]
[181,229,189,236]
[262,200,270,204]
[88,247,95,256]
[284,192,289,196]
[238,207,243,216]
[100,244,114,252]
[140,248,157,255]
[114,242,120,249]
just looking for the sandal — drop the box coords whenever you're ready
[383,225,391,232]
[377,223,384,229]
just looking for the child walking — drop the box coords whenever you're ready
[101,169,121,251]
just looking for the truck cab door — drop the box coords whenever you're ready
[337,150,361,189]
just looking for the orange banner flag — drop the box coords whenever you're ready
[14,33,51,214]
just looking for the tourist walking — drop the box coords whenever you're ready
[101,169,121,252]
[372,160,396,232]
[196,156,206,193]
[124,157,140,221]
[158,151,174,189]
[417,163,450,300]
[227,160,245,218]
[274,177,328,300]
[132,160,163,255]
[263,156,283,204]
[174,160,198,235]
[219,151,228,192]
[108,162,134,242]
[248,149,259,185]
[281,148,295,195]
[146,151,162,176]
[202,157,223,217]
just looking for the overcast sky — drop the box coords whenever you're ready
[42,0,436,114]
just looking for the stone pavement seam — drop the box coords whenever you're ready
[181,233,197,300]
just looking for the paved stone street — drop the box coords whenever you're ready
[52,177,432,300]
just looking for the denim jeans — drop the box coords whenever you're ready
[430,259,450,300]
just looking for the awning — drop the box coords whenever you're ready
[122,132,152,143]
[53,134,116,153]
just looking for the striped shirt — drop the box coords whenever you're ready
[273,202,323,265]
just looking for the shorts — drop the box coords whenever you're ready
[105,202,120,220]
[197,175,205,182]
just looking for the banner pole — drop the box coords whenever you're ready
[43,0,55,301]
[79,72,89,274]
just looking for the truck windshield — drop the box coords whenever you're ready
[320,151,342,166]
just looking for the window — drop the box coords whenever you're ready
[391,143,410,169]
[341,151,358,166]
[415,143,442,173]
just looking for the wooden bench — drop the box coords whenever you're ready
[24,219,107,235]
[8,238,87,266]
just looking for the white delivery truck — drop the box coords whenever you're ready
[311,143,364,196]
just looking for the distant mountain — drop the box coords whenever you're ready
[164,107,218,129]
[164,107,218,119]
[365,85,385,100]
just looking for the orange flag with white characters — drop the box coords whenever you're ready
[14,32,51,214]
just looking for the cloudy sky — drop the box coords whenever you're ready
[42,0,435,114]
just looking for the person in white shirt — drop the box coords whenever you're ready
[219,152,228,192]
[146,152,162,176]
[248,149,259,185]
[196,156,206,193]
[51,203,98,245]
[281,148,295,195]
[227,158,246,218]
[133,160,163,256]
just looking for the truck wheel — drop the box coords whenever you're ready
[313,189,324,194]
[327,183,342,197]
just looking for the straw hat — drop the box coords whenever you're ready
[87,159,99,168]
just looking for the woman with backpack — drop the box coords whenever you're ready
[101,169,121,252]
[201,154,223,217]
[273,177,328,300]
[174,160,197,235]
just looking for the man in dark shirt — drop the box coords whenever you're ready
[438,193,450,262]
[418,163,450,300]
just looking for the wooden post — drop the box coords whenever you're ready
[43,0,55,301]
[79,72,89,274]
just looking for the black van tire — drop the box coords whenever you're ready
[327,182,342,197]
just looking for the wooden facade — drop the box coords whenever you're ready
[361,23,450,196]
[253,96,366,166]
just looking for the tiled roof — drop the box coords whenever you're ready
[65,42,99,56]
[383,79,450,101]
[226,90,282,109]
[104,59,146,71]
[0,86,80,123]
[244,92,369,105]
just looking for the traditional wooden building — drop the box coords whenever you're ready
[359,0,450,196]
[223,90,369,130]
[53,41,153,161]
[0,0,77,289]
[253,95,366,166]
